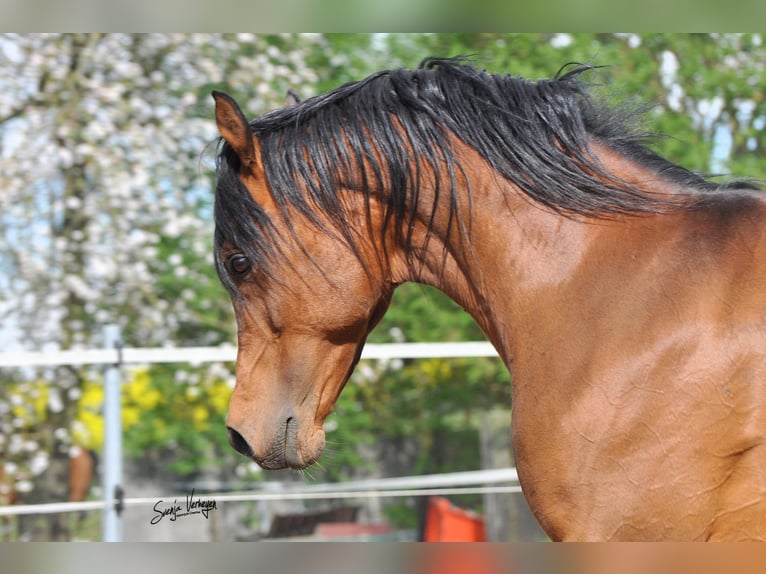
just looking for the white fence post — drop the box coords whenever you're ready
[102,324,124,542]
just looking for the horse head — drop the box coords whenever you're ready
[212,91,396,469]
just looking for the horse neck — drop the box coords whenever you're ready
[416,189,591,365]
[401,143,668,367]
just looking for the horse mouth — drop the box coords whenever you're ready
[227,419,324,471]
[260,417,304,470]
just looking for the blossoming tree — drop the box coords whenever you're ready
[0,32,324,539]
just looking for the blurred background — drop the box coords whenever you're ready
[1,33,765,542]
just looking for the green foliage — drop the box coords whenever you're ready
[120,364,237,477]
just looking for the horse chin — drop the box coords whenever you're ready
[255,452,319,471]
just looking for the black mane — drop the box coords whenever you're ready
[214,57,740,287]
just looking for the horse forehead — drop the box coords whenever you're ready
[240,170,276,209]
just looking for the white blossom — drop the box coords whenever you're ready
[29,452,49,475]
[48,388,63,413]
[659,50,683,112]
[15,480,33,493]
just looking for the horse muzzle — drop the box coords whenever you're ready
[226,417,325,470]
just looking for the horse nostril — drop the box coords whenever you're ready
[227,426,254,458]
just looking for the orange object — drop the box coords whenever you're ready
[314,522,391,539]
[423,496,487,542]
[68,447,95,502]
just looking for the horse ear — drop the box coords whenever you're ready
[212,90,256,168]
[283,89,301,107]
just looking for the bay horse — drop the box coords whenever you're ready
[212,58,766,541]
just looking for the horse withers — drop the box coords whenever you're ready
[212,58,766,540]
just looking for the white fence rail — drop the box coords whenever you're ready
[0,467,521,518]
[0,341,499,368]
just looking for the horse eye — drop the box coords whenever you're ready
[228,254,251,276]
